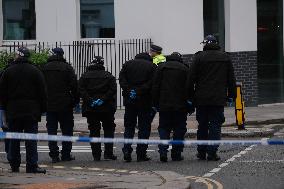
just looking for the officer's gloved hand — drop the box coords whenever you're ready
[95,99,104,106]
[186,100,195,115]
[129,89,137,100]
[227,98,234,107]
[90,98,104,108]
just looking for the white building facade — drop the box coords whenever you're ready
[0,0,283,105]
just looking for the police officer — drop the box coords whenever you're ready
[42,48,79,163]
[0,57,14,158]
[0,47,47,173]
[79,56,117,161]
[119,52,156,162]
[152,52,189,162]
[187,35,236,161]
[150,45,166,65]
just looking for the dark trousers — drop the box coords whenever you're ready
[122,106,152,155]
[87,112,116,157]
[158,111,187,155]
[8,118,38,169]
[46,111,74,159]
[196,106,225,155]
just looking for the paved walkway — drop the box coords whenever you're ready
[36,104,284,137]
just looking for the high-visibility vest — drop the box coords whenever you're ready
[153,54,166,65]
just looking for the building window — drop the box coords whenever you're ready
[203,0,225,49]
[3,0,36,40]
[80,0,115,38]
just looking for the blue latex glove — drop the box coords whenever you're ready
[96,99,104,106]
[90,99,104,107]
[227,98,233,107]
[129,89,137,100]
[187,100,193,106]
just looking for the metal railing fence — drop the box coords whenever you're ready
[1,38,152,109]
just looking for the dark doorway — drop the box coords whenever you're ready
[257,0,284,104]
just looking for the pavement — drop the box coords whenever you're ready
[0,103,283,189]
[36,103,284,137]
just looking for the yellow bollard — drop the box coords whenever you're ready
[235,82,245,130]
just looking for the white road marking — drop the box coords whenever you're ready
[104,169,116,172]
[88,168,102,171]
[39,164,48,168]
[232,154,241,158]
[210,168,222,173]
[244,147,253,151]
[71,167,84,170]
[226,158,235,162]
[116,169,128,173]
[218,163,229,168]
[238,151,247,155]
[239,160,284,163]
[129,171,138,174]
[203,173,215,178]
[53,166,65,169]
[203,141,260,178]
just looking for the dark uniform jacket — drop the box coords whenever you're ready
[42,55,79,112]
[79,64,117,116]
[187,44,236,106]
[119,53,156,109]
[0,57,47,121]
[152,55,189,112]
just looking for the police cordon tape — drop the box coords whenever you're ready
[0,132,283,146]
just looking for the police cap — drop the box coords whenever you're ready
[201,35,218,44]
[150,45,163,53]
[90,56,104,65]
[52,47,64,56]
[17,47,30,57]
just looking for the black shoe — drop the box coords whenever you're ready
[61,155,75,161]
[93,156,101,161]
[51,157,60,163]
[196,153,206,160]
[160,154,168,162]
[123,152,132,162]
[137,154,151,162]
[104,154,117,160]
[207,154,221,161]
[26,166,46,174]
[171,155,184,161]
[11,167,19,173]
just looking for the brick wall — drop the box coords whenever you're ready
[182,51,258,106]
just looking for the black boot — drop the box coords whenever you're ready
[196,152,206,160]
[171,152,184,161]
[104,153,117,160]
[160,153,168,162]
[26,166,46,174]
[61,155,75,161]
[123,152,132,162]
[51,156,60,163]
[11,167,19,173]
[137,154,151,162]
[207,153,221,161]
[93,153,101,161]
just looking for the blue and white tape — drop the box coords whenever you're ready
[0,132,283,146]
